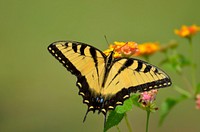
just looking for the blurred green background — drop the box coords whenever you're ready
[0,0,200,132]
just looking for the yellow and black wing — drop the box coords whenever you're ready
[48,41,107,109]
[100,58,171,110]
[48,41,172,122]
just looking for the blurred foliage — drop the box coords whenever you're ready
[1,0,200,132]
[104,24,200,132]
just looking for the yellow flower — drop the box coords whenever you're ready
[136,42,160,56]
[103,41,138,58]
[175,25,200,38]
[103,48,113,56]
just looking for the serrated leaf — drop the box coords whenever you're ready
[104,110,125,132]
[115,97,133,114]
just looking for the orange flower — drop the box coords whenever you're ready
[136,42,160,56]
[103,48,121,58]
[103,41,138,58]
[175,25,200,38]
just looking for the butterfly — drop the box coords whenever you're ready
[48,41,171,125]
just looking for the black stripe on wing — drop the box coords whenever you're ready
[48,41,106,76]
[48,42,81,76]
[114,57,172,92]
[89,46,100,78]
[106,59,134,87]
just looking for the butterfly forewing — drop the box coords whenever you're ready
[48,41,107,94]
[101,58,171,97]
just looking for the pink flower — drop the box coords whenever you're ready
[119,42,139,57]
[139,90,158,108]
[196,94,200,109]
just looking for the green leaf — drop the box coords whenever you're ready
[104,94,140,131]
[159,98,177,126]
[115,97,133,114]
[130,94,140,107]
[176,54,191,66]
[159,96,187,126]
[104,110,125,132]
[161,61,178,72]
[160,53,191,73]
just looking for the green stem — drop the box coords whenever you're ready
[188,37,196,94]
[180,73,193,93]
[146,109,151,132]
[124,113,132,132]
[116,125,121,132]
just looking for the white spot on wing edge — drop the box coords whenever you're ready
[101,108,106,113]
[89,106,94,109]
[79,92,85,96]
[116,101,122,105]
[84,100,89,104]
[149,86,153,89]
[77,82,82,88]
[62,60,65,64]
[108,106,114,109]
[123,95,129,99]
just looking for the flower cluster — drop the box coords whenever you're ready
[103,24,200,131]
[103,41,138,58]
[138,90,158,111]
[103,41,161,58]
[196,94,200,109]
[175,25,200,38]
[136,42,160,56]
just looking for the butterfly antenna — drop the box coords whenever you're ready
[104,35,115,53]
[83,109,89,123]
[104,35,110,47]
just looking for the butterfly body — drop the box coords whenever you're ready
[48,41,171,122]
